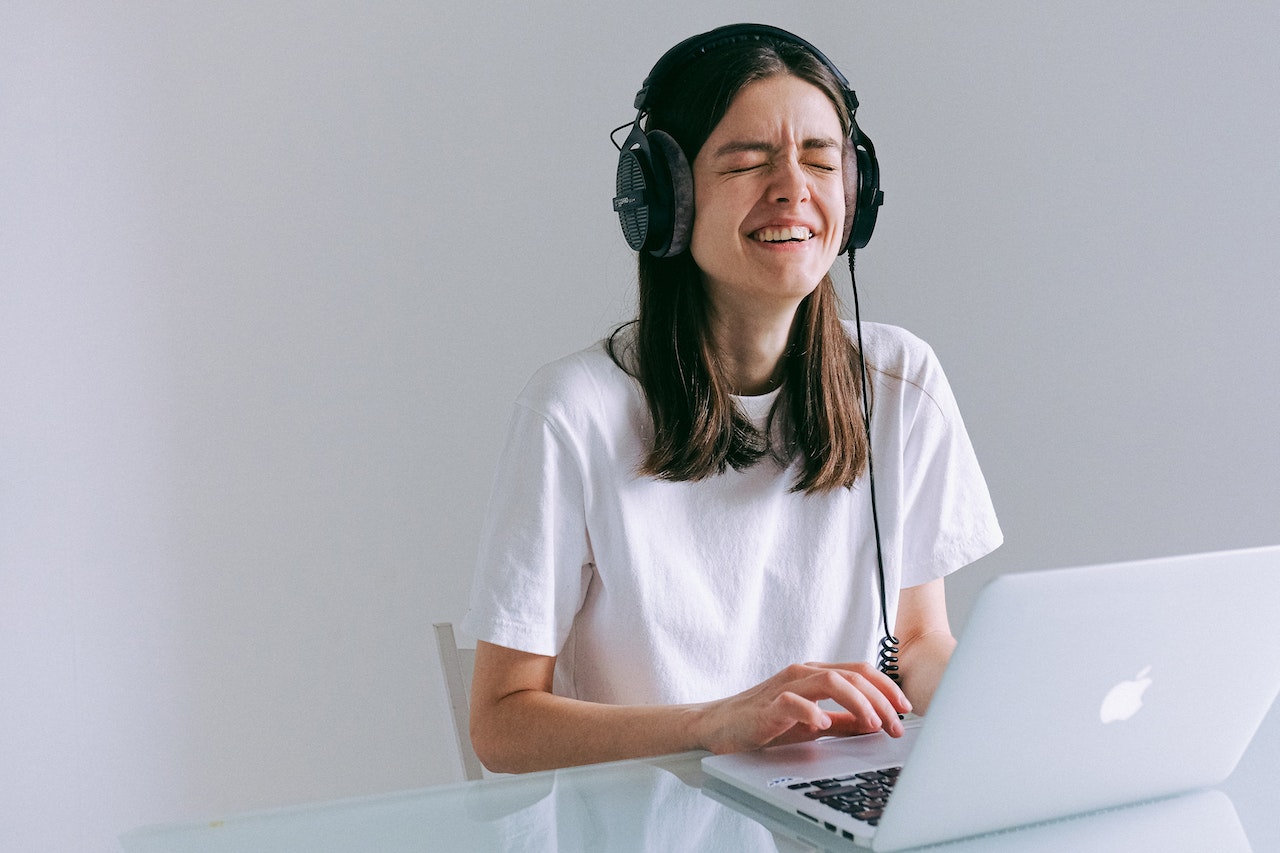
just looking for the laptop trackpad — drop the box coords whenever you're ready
[814,727,919,774]
[716,726,922,783]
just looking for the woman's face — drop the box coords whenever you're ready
[689,73,846,320]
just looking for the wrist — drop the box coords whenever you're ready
[682,701,717,753]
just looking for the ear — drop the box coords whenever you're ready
[649,130,694,257]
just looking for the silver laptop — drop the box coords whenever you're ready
[702,546,1280,850]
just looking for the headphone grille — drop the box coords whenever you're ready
[616,155,649,251]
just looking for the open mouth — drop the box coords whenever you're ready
[751,226,815,243]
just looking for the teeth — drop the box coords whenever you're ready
[754,226,813,243]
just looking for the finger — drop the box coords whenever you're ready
[770,690,833,734]
[796,668,905,737]
[836,673,905,736]
[759,693,848,748]
[820,710,888,738]
[807,662,913,713]
[848,680,906,737]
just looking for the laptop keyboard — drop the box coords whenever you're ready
[789,766,901,826]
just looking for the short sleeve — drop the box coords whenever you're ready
[460,400,594,656]
[879,334,1002,588]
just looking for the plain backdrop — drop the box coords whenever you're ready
[3,2,1278,850]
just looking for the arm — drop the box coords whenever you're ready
[893,577,957,713]
[470,641,913,774]
[469,641,701,773]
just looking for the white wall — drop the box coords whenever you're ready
[3,2,1277,850]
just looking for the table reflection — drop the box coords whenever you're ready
[707,778,1250,852]
[121,752,1253,853]
[452,758,785,851]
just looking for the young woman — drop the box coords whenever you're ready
[462,25,1002,774]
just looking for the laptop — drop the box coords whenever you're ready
[701,546,1280,850]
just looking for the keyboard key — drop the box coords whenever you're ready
[805,784,862,800]
[800,767,902,825]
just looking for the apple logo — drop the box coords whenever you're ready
[1099,666,1153,724]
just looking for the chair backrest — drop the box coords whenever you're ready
[433,622,485,781]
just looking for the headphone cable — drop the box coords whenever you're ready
[849,250,901,683]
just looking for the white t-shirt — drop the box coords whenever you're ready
[462,322,1002,706]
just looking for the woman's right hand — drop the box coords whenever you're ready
[470,644,912,773]
[691,662,912,755]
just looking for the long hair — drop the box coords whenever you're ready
[610,37,871,493]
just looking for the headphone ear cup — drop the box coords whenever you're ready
[647,130,694,257]
[614,126,663,253]
[840,138,859,253]
[844,138,883,252]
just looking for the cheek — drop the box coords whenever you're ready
[820,180,846,223]
[691,183,732,230]
[688,218,723,276]
[815,187,846,253]
[689,194,740,264]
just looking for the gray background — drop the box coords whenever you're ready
[3,2,1277,850]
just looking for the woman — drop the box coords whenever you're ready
[462,24,1002,774]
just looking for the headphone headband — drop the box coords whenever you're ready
[634,24,857,116]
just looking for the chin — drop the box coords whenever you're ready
[784,271,827,298]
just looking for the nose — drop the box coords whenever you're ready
[770,156,810,204]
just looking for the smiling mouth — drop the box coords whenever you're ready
[751,226,815,243]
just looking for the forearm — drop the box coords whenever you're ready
[470,640,911,774]
[471,688,705,774]
[896,629,956,714]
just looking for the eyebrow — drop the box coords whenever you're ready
[711,137,842,158]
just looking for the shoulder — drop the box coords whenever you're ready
[843,321,940,383]
[843,320,964,425]
[515,335,641,429]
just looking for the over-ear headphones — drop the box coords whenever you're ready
[612,23,884,258]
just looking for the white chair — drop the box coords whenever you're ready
[433,622,485,781]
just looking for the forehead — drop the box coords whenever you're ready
[706,74,843,144]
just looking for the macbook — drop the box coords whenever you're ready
[701,546,1280,850]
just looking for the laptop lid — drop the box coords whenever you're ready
[703,545,1280,850]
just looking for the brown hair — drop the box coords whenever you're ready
[609,37,870,492]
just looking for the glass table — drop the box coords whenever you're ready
[122,702,1278,852]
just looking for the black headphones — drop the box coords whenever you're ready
[612,23,884,258]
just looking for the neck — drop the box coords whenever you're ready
[708,302,799,396]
